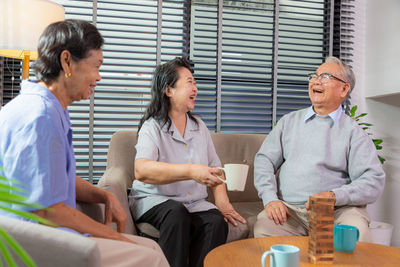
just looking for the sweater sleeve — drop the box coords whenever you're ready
[332,130,385,206]
[254,119,285,207]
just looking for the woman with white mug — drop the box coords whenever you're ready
[131,57,246,267]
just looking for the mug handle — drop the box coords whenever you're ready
[356,228,360,242]
[261,251,273,267]
[216,167,227,184]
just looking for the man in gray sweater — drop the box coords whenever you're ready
[253,56,385,242]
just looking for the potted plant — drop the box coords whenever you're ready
[348,105,385,164]
[0,167,55,267]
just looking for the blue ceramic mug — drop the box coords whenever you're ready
[261,244,299,267]
[334,224,359,253]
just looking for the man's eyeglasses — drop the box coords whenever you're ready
[307,72,347,84]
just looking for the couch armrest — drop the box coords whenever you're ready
[98,166,136,235]
[0,216,100,267]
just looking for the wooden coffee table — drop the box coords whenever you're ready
[204,236,400,267]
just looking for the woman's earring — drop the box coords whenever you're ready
[65,72,71,78]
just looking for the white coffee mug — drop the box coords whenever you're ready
[218,163,249,191]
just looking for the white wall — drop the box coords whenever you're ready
[352,0,400,247]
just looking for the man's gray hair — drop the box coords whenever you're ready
[325,56,355,92]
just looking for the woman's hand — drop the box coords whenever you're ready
[104,191,127,233]
[190,164,224,187]
[215,201,246,226]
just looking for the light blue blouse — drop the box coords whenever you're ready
[130,115,221,220]
[0,80,76,219]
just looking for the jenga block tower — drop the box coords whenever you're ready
[308,195,335,264]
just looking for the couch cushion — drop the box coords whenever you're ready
[0,216,100,267]
[227,221,249,242]
[136,222,160,239]
[106,131,138,188]
[232,201,264,238]
[211,133,266,203]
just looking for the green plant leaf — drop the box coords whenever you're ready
[373,139,383,145]
[350,105,357,117]
[0,176,23,186]
[0,206,56,227]
[0,189,46,210]
[0,226,36,267]
[0,172,51,267]
[0,184,25,194]
[347,105,385,165]
[355,113,367,119]
[358,123,373,126]
[0,234,18,267]
[0,191,27,201]
[0,195,45,210]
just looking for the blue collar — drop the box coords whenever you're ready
[21,79,71,135]
[304,105,343,125]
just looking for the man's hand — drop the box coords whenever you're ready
[305,191,336,210]
[265,200,290,225]
[190,164,224,187]
[104,192,127,233]
[215,201,246,226]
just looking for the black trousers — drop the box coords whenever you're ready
[137,200,228,267]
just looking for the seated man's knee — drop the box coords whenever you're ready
[254,217,278,237]
[335,206,371,242]
[254,210,305,237]
[254,210,279,237]
[336,219,371,242]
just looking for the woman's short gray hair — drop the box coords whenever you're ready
[325,56,355,92]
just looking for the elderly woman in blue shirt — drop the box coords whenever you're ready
[131,57,246,267]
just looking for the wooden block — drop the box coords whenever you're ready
[308,195,335,264]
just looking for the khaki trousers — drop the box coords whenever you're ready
[254,202,372,242]
[91,234,170,267]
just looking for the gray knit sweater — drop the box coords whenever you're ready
[254,107,385,208]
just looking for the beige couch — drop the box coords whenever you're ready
[0,202,104,267]
[98,131,266,242]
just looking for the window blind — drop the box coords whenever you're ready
[219,0,275,133]
[276,0,329,121]
[191,0,275,133]
[191,0,330,133]
[190,0,219,131]
[333,0,356,113]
